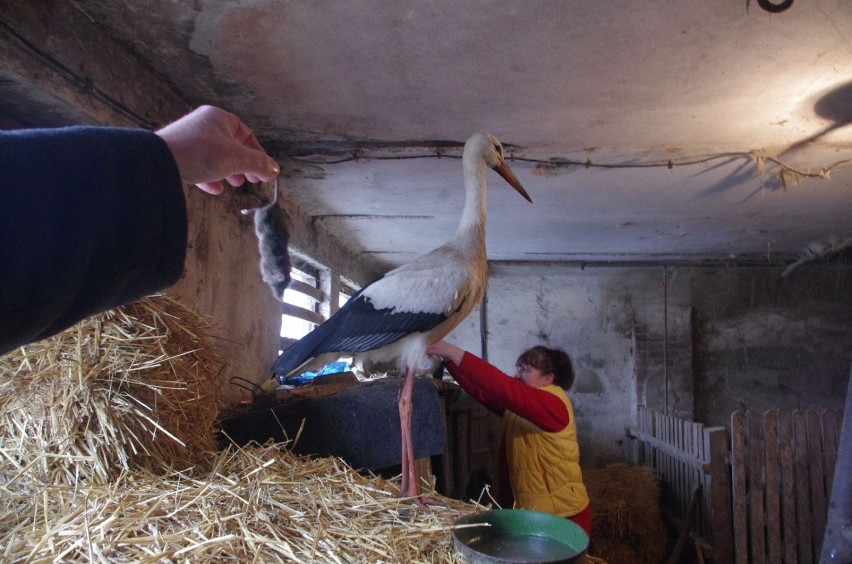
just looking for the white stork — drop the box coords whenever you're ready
[272,132,531,502]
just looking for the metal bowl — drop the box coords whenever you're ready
[452,509,589,563]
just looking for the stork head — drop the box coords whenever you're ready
[466,132,533,203]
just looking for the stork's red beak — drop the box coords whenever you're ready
[493,159,532,203]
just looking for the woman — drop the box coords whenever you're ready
[427,340,591,535]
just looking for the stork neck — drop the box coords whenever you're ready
[455,156,488,254]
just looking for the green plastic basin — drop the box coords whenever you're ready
[452,509,589,563]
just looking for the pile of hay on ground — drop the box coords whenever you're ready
[0,294,483,562]
[586,462,670,564]
[0,293,228,486]
[0,442,478,562]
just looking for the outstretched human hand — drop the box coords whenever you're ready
[156,105,279,195]
[426,340,465,365]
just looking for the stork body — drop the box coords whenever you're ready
[272,132,531,501]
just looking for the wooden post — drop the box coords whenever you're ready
[764,410,782,564]
[707,425,734,564]
[731,412,748,564]
[794,410,815,564]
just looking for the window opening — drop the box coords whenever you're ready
[278,257,362,378]
[280,263,322,349]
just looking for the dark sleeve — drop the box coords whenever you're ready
[445,352,570,432]
[0,126,187,354]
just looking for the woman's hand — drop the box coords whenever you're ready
[156,105,279,194]
[426,340,465,365]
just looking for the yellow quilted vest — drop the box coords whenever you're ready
[500,384,590,517]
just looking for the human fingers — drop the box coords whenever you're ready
[426,341,449,357]
[190,143,277,191]
[224,143,279,184]
[196,180,225,195]
[224,173,248,187]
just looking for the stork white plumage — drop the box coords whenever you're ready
[272,132,531,502]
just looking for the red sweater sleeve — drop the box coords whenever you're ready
[445,352,569,432]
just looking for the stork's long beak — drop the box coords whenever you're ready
[493,159,533,203]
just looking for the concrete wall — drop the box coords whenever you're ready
[689,266,851,427]
[442,262,851,469]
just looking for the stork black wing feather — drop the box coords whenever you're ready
[271,287,448,377]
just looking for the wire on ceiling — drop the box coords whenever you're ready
[282,147,851,191]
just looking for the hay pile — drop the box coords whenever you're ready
[0,442,476,562]
[0,294,480,561]
[586,462,669,564]
[0,294,227,485]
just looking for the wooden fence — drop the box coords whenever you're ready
[731,409,844,564]
[627,406,734,563]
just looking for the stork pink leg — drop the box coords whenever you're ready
[398,368,444,507]
[398,367,418,498]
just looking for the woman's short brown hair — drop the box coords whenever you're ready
[516,345,575,389]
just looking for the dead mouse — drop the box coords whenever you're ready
[241,177,291,300]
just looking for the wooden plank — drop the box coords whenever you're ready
[806,410,827,553]
[678,419,684,510]
[660,412,669,506]
[674,417,683,516]
[668,414,676,510]
[455,409,470,500]
[821,410,839,504]
[779,410,798,564]
[748,411,766,564]
[731,411,749,564]
[633,407,644,466]
[666,484,703,564]
[414,456,433,494]
[655,411,662,477]
[693,422,702,529]
[688,421,698,531]
[667,414,677,512]
[287,278,324,301]
[764,410,782,564]
[625,427,708,471]
[437,395,454,499]
[793,410,814,564]
[651,411,657,471]
[274,377,360,403]
[707,427,734,564]
[281,302,324,325]
[693,421,706,539]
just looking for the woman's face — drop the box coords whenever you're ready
[514,363,554,388]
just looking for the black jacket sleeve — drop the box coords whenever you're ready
[0,126,187,355]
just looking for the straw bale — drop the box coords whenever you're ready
[0,294,228,486]
[586,462,669,564]
[0,442,479,562]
